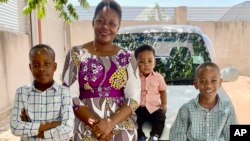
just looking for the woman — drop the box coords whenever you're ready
[62,0,140,141]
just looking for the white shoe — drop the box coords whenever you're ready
[149,136,159,141]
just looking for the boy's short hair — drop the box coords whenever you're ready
[29,44,55,61]
[134,44,155,59]
[195,62,220,78]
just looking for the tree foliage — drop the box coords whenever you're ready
[0,0,8,3]
[148,2,167,21]
[0,0,89,23]
[114,32,211,85]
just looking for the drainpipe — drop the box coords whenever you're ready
[38,19,42,43]
[29,13,33,47]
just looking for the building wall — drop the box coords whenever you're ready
[0,31,31,112]
[1,5,250,119]
[0,0,18,32]
[69,20,250,76]
[0,0,27,34]
[39,1,66,83]
[68,20,175,47]
[68,21,94,47]
[189,21,250,76]
[0,0,66,119]
[31,0,67,83]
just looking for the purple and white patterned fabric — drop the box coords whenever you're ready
[62,46,141,141]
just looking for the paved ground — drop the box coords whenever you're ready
[0,76,249,140]
[222,76,250,124]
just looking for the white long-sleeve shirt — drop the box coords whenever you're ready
[10,81,74,141]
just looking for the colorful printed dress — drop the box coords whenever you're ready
[62,46,140,141]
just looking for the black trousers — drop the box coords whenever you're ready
[135,106,166,138]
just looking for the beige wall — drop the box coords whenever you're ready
[41,0,67,83]
[0,4,66,118]
[0,1,66,118]
[189,21,250,76]
[1,6,249,121]
[0,32,8,112]
[175,6,187,24]
[68,20,175,47]
[0,31,31,112]
[69,21,94,47]
[30,0,67,83]
[69,20,250,76]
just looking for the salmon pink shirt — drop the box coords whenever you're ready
[139,71,167,113]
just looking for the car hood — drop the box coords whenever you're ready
[166,85,199,130]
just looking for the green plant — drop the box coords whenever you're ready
[0,0,89,23]
[114,32,211,84]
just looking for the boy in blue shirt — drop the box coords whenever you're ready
[10,44,74,141]
[170,62,238,141]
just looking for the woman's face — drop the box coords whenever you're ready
[93,6,120,45]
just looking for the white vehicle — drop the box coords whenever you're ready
[113,25,239,140]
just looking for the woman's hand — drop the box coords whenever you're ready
[91,104,133,140]
[74,106,100,127]
[92,118,115,141]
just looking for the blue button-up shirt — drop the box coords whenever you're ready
[170,94,238,141]
[10,81,74,141]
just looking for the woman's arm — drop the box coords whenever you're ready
[74,106,99,127]
[62,46,99,127]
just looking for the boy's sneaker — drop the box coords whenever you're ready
[138,136,147,141]
[148,135,159,141]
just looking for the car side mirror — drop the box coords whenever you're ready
[220,67,239,82]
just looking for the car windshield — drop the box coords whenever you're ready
[113,32,212,85]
